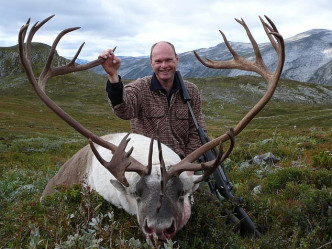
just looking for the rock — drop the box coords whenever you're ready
[9,184,35,200]
[252,185,262,195]
[261,138,272,145]
[239,161,251,169]
[238,152,281,171]
[249,152,280,166]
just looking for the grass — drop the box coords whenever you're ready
[0,71,331,248]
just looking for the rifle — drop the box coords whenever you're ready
[176,71,261,237]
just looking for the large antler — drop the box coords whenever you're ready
[166,16,285,181]
[18,15,149,184]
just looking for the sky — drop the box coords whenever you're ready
[0,0,331,61]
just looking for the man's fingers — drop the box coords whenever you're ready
[99,48,115,59]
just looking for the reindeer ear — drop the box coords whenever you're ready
[189,175,201,193]
[110,179,127,195]
[180,175,201,194]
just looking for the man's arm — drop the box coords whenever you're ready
[100,48,138,118]
[106,78,124,107]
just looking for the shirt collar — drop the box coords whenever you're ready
[150,73,181,94]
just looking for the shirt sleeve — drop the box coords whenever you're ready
[105,76,124,107]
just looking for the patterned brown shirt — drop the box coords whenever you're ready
[107,74,206,159]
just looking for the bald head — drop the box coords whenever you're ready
[150,41,177,60]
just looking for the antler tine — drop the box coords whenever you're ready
[27,15,55,42]
[194,128,235,184]
[147,135,154,175]
[89,134,153,187]
[18,20,32,79]
[39,26,81,90]
[259,16,285,78]
[122,135,154,176]
[264,15,279,33]
[259,16,278,52]
[158,136,168,192]
[68,42,85,66]
[19,19,30,59]
[219,29,240,63]
[164,128,234,183]
[194,32,237,70]
[25,15,55,61]
[157,137,166,212]
[89,138,130,187]
[157,134,178,212]
[235,18,265,69]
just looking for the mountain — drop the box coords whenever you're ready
[282,29,332,85]
[0,43,68,77]
[88,29,332,86]
[1,29,331,86]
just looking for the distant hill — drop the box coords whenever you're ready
[0,43,68,77]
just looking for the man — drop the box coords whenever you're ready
[99,41,206,159]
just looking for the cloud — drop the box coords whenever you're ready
[0,0,331,60]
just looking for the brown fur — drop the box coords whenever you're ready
[42,145,93,197]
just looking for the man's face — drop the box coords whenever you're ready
[150,42,179,84]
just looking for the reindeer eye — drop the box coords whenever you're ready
[134,192,140,198]
[134,189,142,198]
[134,179,144,199]
[134,182,144,201]
[133,191,142,203]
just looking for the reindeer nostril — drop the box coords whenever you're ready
[145,226,153,234]
[164,220,176,238]
[165,225,175,235]
[144,219,154,234]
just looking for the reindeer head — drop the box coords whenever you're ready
[89,131,234,241]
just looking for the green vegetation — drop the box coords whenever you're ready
[0,70,331,248]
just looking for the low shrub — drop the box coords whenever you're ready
[312,151,332,170]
